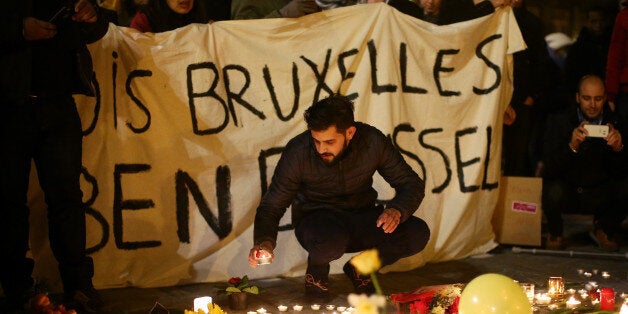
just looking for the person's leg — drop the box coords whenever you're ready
[337,206,429,266]
[32,97,100,309]
[295,210,350,296]
[585,181,625,251]
[542,179,571,242]
[0,101,37,309]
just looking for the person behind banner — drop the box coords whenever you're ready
[542,75,627,252]
[130,0,209,32]
[247,95,430,300]
[231,0,320,19]
[0,0,110,313]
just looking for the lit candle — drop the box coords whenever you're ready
[311,304,321,310]
[337,306,347,312]
[193,296,212,313]
[326,305,335,311]
[567,288,576,295]
[519,283,534,304]
[535,293,551,305]
[277,305,288,312]
[584,272,592,278]
[602,271,611,279]
[548,277,565,300]
[600,287,616,311]
[566,296,581,309]
[293,305,303,311]
[257,307,267,313]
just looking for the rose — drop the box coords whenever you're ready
[350,248,381,275]
[229,277,242,286]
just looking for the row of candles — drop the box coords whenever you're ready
[519,274,628,312]
[193,296,355,313]
[247,304,353,313]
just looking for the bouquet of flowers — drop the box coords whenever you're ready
[390,283,464,314]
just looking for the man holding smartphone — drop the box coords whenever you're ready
[542,75,627,252]
[0,0,109,312]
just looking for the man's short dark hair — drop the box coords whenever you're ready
[304,95,355,132]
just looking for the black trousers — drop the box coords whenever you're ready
[542,178,627,238]
[0,95,94,298]
[295,206,430,276]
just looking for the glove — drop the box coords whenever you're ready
[279,0,320,18]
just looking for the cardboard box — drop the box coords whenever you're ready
[492,176,543,246]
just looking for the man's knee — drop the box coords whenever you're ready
[400,217,430,254]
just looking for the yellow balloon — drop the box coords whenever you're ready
[458,273,532,314]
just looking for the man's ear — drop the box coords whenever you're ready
[346,125,357,141]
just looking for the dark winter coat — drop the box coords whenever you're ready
[253,122,424,246]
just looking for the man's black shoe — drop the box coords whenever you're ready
[343,262,376,294]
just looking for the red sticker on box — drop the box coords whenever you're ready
[511,201,537,213]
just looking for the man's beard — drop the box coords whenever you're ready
[320,137,349,164]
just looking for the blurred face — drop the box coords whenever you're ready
[167,0,194,14]
[576,78,606,120]
[419,0,441,15]
[311,125,356,164]
[587,11,608,36]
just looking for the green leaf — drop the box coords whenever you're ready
[226,287,242,293]
[237,276,250,290]
[243,286,259,294]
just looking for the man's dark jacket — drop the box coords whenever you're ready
[1,0,110,104]
[253,122,425,247]
[543,106,627,187]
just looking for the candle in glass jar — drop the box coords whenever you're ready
[548,277,565,300]
[193,296,212,313]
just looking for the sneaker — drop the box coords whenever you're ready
[545,235,566,250]
[343,262,375,294]
[589,229,619,252]
[63,287,105,313]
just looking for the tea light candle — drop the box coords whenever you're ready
[566,288,576,295]
[566,296,581,309]
[193,296,213,313]
[584,272,593,278]
[257,307,267,313]
[277,305,288,312]
[577,269,584,275]
[535,293,551,305]
[548,277,565,300]
[337,306,347,312]
[602,271,611,279]
[293,305,303,311]
[311,304,321,310]
[325,305,335,311]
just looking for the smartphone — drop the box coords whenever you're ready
[583,124,609,138]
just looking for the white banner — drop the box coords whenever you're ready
[27,3,524,290]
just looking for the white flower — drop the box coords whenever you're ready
[348,293,386,314]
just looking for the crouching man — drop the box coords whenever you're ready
[248,95,430,299]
